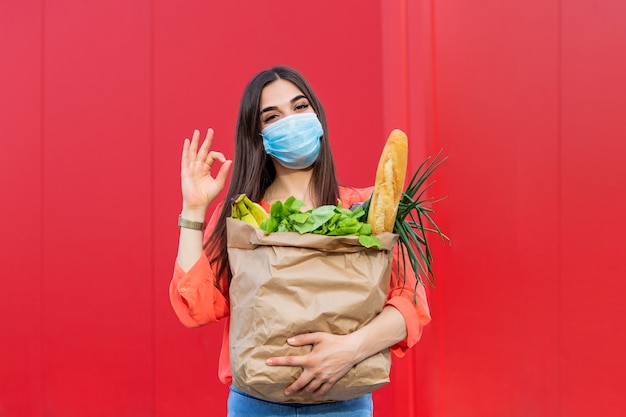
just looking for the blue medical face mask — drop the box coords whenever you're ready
[261,113,324,169]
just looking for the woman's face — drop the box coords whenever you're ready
[259,79,315,130]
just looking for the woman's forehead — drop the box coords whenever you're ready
[260,79,305,108]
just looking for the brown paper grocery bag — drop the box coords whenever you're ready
[226,218,399,403]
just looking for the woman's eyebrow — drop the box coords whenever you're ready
[260,95,308,114]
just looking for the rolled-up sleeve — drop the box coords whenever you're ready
[385,245,431,357]
[169,254,229,327]
[169,205,230,327]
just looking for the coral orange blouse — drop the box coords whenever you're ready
[169,186,431,385]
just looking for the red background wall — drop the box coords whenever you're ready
[1,1,625,416]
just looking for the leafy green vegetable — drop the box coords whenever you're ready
[259,197,382,249]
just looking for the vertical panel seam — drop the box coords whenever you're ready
[150,0,156,415]
[430,0,439,156]
[380,0,391,140]
[557,0,563,415]
[399,2,418,416]
[40,1,46,415]
[428,1,444,416]
[401,0,410,133]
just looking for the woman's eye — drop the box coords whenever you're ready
[295,103,310,111]
[263,114,278,123]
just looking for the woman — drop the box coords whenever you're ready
[170,66,431,416]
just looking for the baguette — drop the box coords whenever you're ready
[367,129,409,234]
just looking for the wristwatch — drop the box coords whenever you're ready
[178,214,205,231]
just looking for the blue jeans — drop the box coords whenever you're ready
[227,386,373,417]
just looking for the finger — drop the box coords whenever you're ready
[214,159,233,187]
[302,378,324,394]
[181,138,191,169]
[265,354,306,367]
[205,150,227,165]
[196,128,214,162]
[198,151,227,177]
[287,333,323,347]
[188,129,200,158]
[314,381,335,396]
[284,372,316,396]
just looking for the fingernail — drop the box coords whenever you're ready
[266,359,273,365]
[288,337,295,343]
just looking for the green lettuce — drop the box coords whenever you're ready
[259,196,382,249]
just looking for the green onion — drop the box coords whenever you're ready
[363,149,450,302]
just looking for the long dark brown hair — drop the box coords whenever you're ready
[204,66,340,291]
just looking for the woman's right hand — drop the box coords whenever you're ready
[180,129,232,213]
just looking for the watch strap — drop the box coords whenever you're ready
[178,214,205,231]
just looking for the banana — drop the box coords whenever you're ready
[231,201,248,224]
[244,196,269,225]
[232,196,258,227]
[231,194,268,228]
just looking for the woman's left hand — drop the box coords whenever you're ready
[265,332,360,397]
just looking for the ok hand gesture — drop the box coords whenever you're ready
[181,129,232,212]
